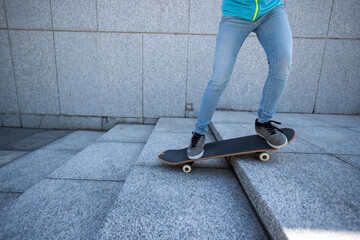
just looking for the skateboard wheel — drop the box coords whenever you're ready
[259,152,270,162]
[183,164,192,173]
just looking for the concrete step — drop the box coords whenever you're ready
[0,124,154,239]
[99,118,270,239]
[0,127,72,151]
[0,129,105,207]
[210,110,360,240]
[49,124,154,181]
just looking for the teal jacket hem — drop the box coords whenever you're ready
[221,0,284,21]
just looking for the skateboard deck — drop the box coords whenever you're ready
[158,128,295,173]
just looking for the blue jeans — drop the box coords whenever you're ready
[194,6,292,135]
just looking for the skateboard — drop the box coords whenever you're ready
[158,128,295,173]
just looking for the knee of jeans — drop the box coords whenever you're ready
[207,76,229,91]
[271,52,292,76]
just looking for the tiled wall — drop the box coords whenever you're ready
[0,0,359,129]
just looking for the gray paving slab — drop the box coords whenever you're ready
[285,229,360,240]
[43,130,104,151]
[295,126,360,155]
[97,124,154,143]
[51,0,97,31]
[0,150,28,167]
[186,35,216,118]
[210,122,326,154]
[304,114,360,128]
[21,113,61,129]
[230,153,360,240]
[0,149,77,192]
[286,0,332,37]
[0,127,47,147]
[0,0,6,28]
[93,0,191,33]
[136,131,230,169]
[100,165,269,240]
[55,32,143,117]
[315,39,360,114]
[336,155,360,169]
[143,34,187,118]
[186,34,218,117]
[60,115,102,130]
[212,111,338,127]
[5,0,52,29]
[50,142,144,181]
[143,118,158,125]
[350,127,360,133]
[142,0,189,33]
[276,38,325,113]
[97,0,143,32]
[212,110,257,124]
[101,117,143,131]
[328,0,360,38]
[0,192,20,209]
[189,0,222,34]
[0,179,123,240]
[96,32,141,117]
[0,113,21,127]
[10,30,60,114]
[0,30,18,113]
[211,114,360,239]
[1,129,72,151]
[287,153,360,207]
[21,114,43,128]
[153,117,198,133]
[272,113,337,127]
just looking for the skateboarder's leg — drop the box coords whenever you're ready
[254,6,292,122]
[253,6,292,149]
[194,16,252,135]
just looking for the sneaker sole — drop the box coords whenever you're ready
[188,150,204,160]
[256,132,288,150]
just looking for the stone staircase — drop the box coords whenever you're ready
[1,111,359,239]
[99,118,268,239]
[210,111,360,240]
[0,124,153,239]
[0,118,269,239]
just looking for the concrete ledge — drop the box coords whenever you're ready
[210,110,360,240]
[0,113,21,127]
[228,153,360,240]
[1,113,159,131]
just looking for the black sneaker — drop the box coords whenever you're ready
[187,131,205,159]
[255,119,288,149]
